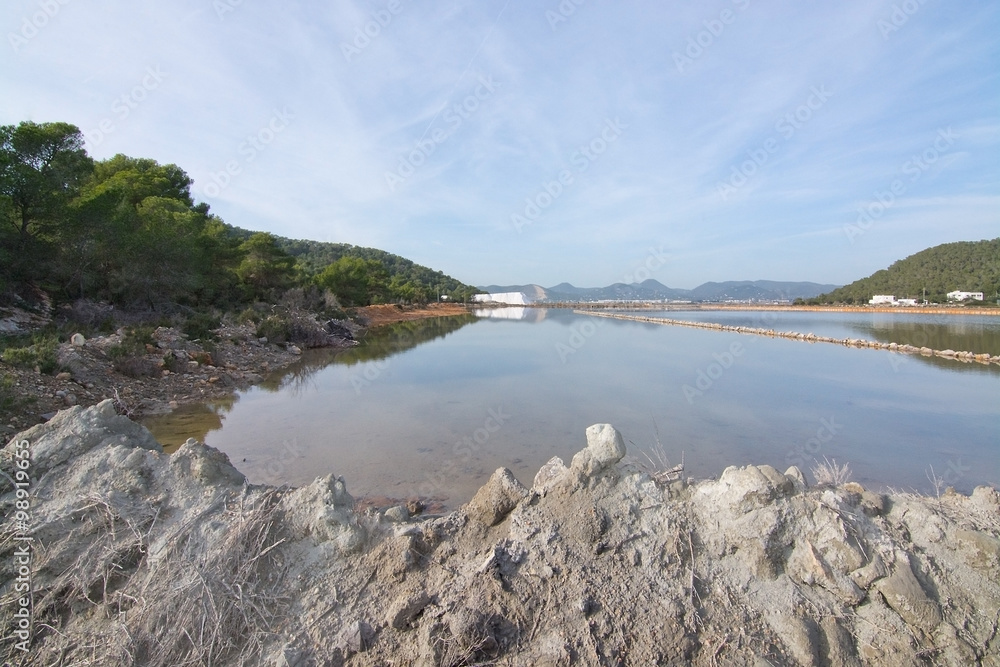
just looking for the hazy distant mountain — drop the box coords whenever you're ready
[688,280,839,302]
[478,280,839,303]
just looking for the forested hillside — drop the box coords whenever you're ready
[228,232,480,305]
[0,121,479,312]
[813,239,1000,304]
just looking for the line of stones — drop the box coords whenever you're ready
[574,310,1000,366]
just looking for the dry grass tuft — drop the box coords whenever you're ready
[123,489,288,666]
[632,423,684,484]
[811,456,852,486]
[2,488,288,666]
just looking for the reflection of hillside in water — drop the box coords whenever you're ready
[847,316,1000,373]
[257,314,481,394]
[143,394,240,451]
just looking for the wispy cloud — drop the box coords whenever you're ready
[2,0,997,288]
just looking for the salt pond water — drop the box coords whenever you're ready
[143,308,1000,508]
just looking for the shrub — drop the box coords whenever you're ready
[161,351,187,374]
[182,312,221,341]
[0,373,17,412]
[236,307,261,326]
[1,335,59,375]
[107,326,158,378]
[108,327,154,358]
[256,315,291,344]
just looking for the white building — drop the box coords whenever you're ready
[897,298,919,307]
[947,290,984,301]
[869,295,896,305]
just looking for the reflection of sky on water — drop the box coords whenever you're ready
[144,310,1000,508]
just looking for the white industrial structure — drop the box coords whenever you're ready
[473,291,533,305]
[947,290,984,301]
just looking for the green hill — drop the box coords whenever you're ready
[227,229,481,303]
[815,239,1000,305]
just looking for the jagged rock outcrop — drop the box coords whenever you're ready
[2,407,998,666]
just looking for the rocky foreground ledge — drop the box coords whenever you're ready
[2,403,999,666]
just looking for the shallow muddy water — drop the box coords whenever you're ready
[143,309,1000,508]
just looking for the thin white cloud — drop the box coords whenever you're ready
[1,0,996,287]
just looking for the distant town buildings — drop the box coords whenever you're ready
[947,290,984,301]
[868,295,919,306]
[868,291,985,305]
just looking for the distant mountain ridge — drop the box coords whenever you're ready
[478,279,839,303]
[815,238,1000,304]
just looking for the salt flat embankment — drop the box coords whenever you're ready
[576,310,1000,366]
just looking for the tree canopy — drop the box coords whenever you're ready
[0,120,480,311]
[0,122,93,288]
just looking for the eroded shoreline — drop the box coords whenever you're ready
[1,403,998,665]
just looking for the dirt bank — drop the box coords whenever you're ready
[355,302,474,327]
[2,403,998,666]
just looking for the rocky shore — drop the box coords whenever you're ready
[0,303,474,439]
[2,402,998,666]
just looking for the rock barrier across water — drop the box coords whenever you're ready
[575,310,1000,366]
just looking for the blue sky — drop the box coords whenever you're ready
[3,0,997,289]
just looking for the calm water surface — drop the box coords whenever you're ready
[143,308,1000,507]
